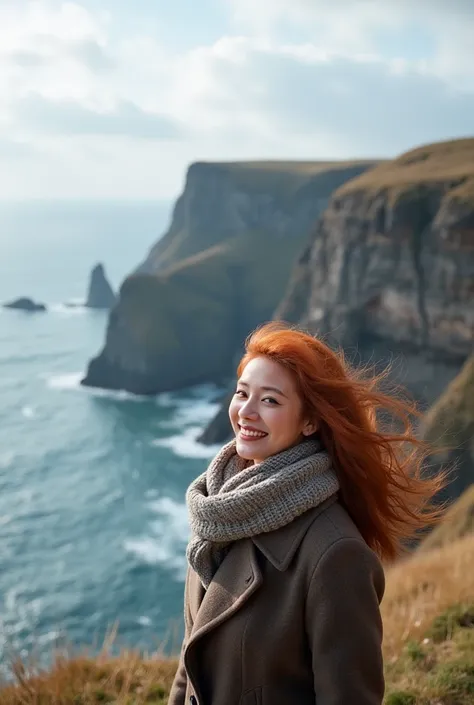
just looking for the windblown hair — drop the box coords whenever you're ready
[237,321,448,562]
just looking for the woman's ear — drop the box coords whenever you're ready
[302,420,318,436]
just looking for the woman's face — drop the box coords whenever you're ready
[228,356,317,464]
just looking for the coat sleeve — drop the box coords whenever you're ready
[168,569,193,705]
[305,537,385,705]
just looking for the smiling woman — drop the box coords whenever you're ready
[229,356,318,464]
[169,321,447,705]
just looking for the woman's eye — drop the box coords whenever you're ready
[263,397,279,405]
[235,389,246,397]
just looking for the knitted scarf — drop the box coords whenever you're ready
[186,437,340,588]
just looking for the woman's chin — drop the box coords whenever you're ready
[235,437,269,461]
[235,442,254,460]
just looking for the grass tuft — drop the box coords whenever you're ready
[425,604,474,643]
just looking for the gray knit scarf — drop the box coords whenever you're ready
[186,437,340,588]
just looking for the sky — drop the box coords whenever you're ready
[0,0,473,200]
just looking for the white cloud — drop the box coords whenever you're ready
[14,94,182,139]
[228,0,474,85]
[0,0,472,199]
[165,37,474,156]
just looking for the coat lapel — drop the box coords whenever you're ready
[186,538,262,650]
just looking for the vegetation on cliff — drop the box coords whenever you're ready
[2,490,474,705]
[337,137,474,206]
[422,355,474,455]
[417,485,474,553]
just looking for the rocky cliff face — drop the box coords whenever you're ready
[202,138,474,445]
[82,160,376,393]
[137,161,377,274]
[284,139,473,401]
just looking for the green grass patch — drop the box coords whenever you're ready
[384,603,474,704]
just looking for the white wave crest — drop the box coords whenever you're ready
[123,536,186,579]
[21,405,36,418]
[50,302,87,315]
[47,372,83,390]
[148,497,189,537]
[124,495,189,579]
[46,373,154,402]
[152,425,221,458]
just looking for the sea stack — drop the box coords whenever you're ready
[86,263,116,309]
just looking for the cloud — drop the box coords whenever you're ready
[5,39,112,72]
[14,94,182,139]
[228,0,474,31]
[166,37,474,155]
[0,0,472,199]
[0,136,35,158]
[227,0,474,85]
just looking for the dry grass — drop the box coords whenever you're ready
[416,485,474,553]
[381,533,474,661]
[1,535,473,704]
[381,534,474,704]
[337,137,474,204]
[0,647,179,705]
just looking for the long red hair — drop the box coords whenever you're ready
[237,321,447,562]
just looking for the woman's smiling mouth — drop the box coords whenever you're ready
[238,424,268,440]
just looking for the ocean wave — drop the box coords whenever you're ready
[152,425,221,458]
[46,373,154,403]
[47,372,84,390]
[148,496,189,536]
[137,615,153,626]
[123,536,186,579]
[21,405,36,419]
[50,302,88,315]
[123,495,189,579]
[165,399,221,428]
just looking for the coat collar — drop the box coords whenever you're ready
[184,494,339,659]
[252,494,338,571]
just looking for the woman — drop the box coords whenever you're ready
[168,322,445,705]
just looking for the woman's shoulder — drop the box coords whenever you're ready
[300,498,385,584]
[253,495,383,580]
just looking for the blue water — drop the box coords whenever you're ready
[0,201,222,673]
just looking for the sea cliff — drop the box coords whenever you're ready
[82,160,375,393]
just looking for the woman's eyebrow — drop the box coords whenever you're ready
[237,381,287,398]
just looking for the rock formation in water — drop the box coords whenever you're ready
[3,297,46,312]
[85,263,116,309]
[81,160,376,393]
[202,137,474,445]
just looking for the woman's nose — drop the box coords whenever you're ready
[239,400,259,420]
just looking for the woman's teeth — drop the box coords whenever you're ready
[240,428,267,438]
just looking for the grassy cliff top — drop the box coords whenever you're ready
[1,534,473,704]
[187,159,381,195]
[337,137,474,204]
[212,158,379,173]
[422,355,474,452]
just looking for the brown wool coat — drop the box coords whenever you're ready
[168,495,385,705]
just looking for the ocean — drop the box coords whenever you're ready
[0,201,223,674]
